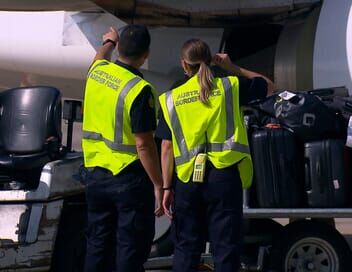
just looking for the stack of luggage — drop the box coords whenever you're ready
[246,87,352,208]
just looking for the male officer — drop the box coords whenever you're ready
[82,25,163,272]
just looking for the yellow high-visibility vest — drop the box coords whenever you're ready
[82,59,156,175]
[159,75,253,188]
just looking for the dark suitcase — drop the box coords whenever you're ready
[248,86,348,118]
[251,128,305,208]
[304,139,348,208]
[274,91,344,142]
[249,90,347,141]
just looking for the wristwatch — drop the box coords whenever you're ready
[102,39,117,47]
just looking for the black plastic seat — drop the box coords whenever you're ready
[0,151,51,169]
[0,86,62,186]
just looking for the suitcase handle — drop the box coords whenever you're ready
[308,89,333,96]
[304,159,312,192]
[317,157,325,194]
[345,101,352,112]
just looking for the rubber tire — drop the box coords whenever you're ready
[51,197,87,272]
[269,220,352,272]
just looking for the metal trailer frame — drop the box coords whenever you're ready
[243,208,352,219]
[145,208,352,271]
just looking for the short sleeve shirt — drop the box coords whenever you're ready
[115,60,156,133]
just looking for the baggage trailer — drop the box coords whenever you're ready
[242,208,352,271]
[1,91,352,272]
[146,208,352,271]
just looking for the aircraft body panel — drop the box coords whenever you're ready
[313,0,352,92]
[0,11,223,97]
[0,11,98,80]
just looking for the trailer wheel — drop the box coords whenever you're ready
[270,220,352,272]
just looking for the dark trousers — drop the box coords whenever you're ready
[84,166,155,272]
[172,164,243,272]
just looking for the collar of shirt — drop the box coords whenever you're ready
[115,60,144,78]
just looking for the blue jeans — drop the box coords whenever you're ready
[84,165,155,272]
[172,164,243,272]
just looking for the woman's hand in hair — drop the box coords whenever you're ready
[212,53,237,73]
[213,53,274,94]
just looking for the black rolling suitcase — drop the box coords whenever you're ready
[251,128,305,208]
[304,139,348,208]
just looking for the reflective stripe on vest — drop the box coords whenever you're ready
[82,76,142,153]
[87,60,109,78]
[166,77,250,166]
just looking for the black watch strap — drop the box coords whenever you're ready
[102,39,117,47]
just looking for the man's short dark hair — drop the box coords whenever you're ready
[118,25,151,59]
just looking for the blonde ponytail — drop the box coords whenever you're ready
[198,62,214,104]
[181,39,214,103]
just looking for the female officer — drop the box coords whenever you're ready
[156,38,273,272]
